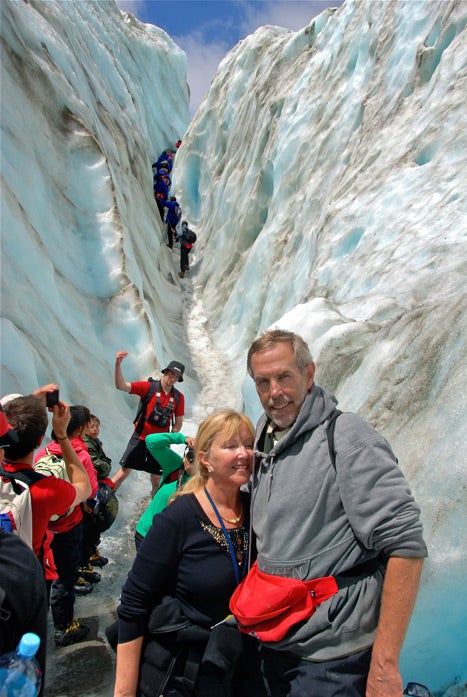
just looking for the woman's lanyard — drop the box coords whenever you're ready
[203,487,247,586]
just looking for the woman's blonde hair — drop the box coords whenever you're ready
[174,409,255,498]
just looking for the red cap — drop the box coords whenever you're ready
[0,405,19,449]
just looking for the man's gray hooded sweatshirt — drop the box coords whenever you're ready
[252,383,427,661]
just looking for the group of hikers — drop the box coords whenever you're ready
[0,394,117,656]
[1,328,430,697]
[152,143,197,279]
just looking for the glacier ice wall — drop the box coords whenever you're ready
[0,0,190,456]
[174,0,467,689]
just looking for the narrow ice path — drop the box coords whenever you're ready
[172,241,242,425]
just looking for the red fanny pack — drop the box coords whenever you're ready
[229,561,339,642]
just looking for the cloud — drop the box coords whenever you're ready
[115,0,147,18]
[172,31,231,114]
[238,0,342,34]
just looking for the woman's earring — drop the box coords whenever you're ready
[206,466,213,472]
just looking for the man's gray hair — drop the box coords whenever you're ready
[247,329,313,376]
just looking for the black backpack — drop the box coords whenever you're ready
[92,481,119,533]
[184,228,196,244]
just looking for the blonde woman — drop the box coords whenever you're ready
[114,409,265,697]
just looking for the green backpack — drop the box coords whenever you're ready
[34,448,74,521]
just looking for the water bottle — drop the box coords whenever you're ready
[0,633,42,697]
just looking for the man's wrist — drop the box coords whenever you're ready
[56,435,68,441]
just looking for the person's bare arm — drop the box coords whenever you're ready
[51,402,91,506]
[172,415,183,433]
[366,556,424,697]
[115,351,131,392]
[114,636,144,697]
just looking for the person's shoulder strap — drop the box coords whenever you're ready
[147,377,161,400]
[171,385,181,407]
[255,417,270,455]
[0,465,45,494]
[133,377,161,433]
[44,446,61,459]
[326,409,343,470]
[167,386,181,428]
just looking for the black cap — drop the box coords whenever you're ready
[162,361,185,382]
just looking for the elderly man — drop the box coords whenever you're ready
[111,352,185,493]
[246,329,427,697]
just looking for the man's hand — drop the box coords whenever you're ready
[32,383,59,403]
[366,556,424,697]
[366,659,402,697]
[51,401,70,439]
[116,350,128,364]
[115,351,131,392]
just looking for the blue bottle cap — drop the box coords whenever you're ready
[18,633,40,659]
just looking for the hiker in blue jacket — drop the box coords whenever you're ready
[153,150,173,172]
[163,196,181,249]
[154,167,171,187]
[154,174,170,221]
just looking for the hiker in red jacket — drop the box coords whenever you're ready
[111,351,185,494]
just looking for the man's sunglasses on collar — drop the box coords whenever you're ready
[403,683,433,697]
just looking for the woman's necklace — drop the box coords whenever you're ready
[219,504,243,525]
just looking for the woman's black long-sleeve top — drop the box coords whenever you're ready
[117,492,250,644]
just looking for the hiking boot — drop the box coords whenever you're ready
[178,271,185,278]
[79,564,101,584]
[73,577,93,595]
[55,619,90,647]
[89,550,109,567]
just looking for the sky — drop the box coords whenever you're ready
[115,0,345,113]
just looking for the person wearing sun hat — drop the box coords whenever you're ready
[161,360,184,381]
[111,352,185,494]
